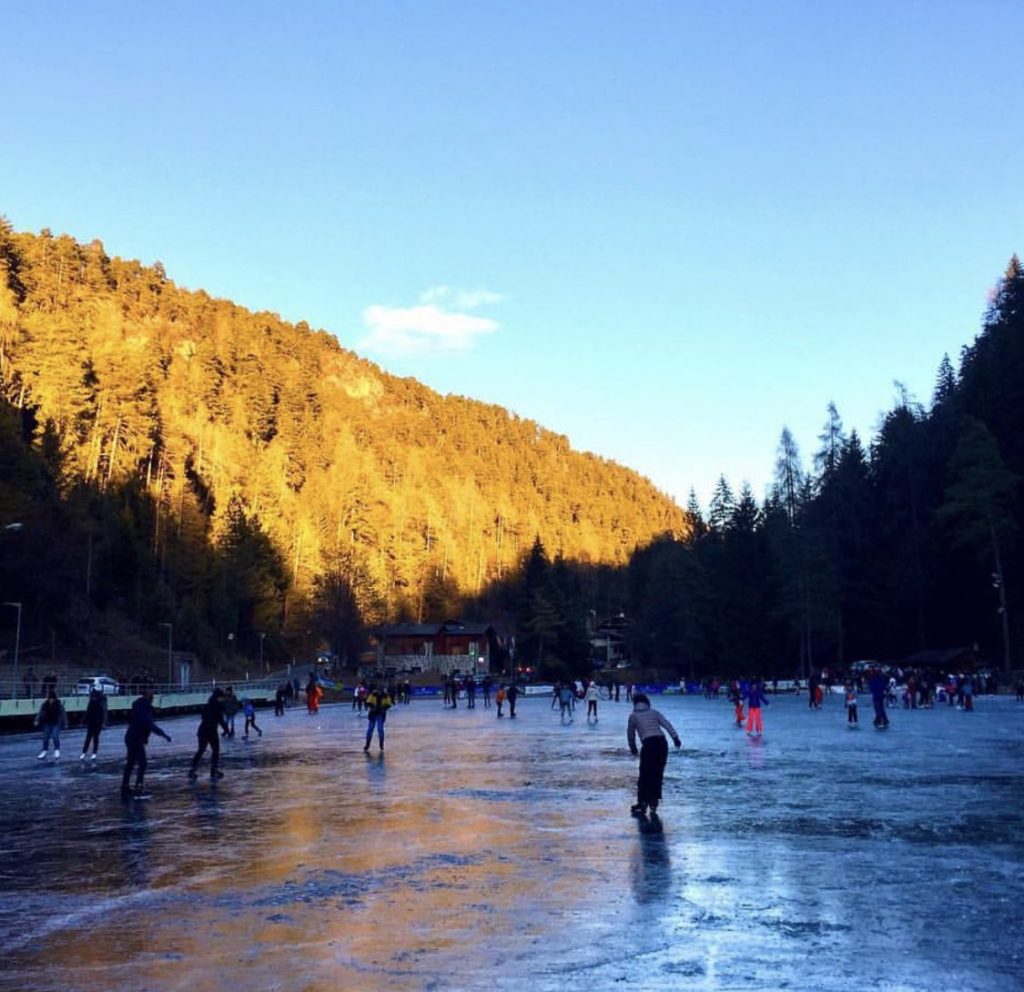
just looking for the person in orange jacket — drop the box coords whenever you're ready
[306,674,323,715]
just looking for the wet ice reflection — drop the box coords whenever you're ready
[1,692,1022,990]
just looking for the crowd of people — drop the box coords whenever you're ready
[26,661,1013,813]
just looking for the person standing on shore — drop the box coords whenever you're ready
[626,693,681,818]
[121,688,171,799]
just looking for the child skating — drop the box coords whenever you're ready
[844,680,859,726]
[242,698,263,739]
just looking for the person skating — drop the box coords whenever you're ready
[585,679,600,723]
[121,687,171,799]
[558,683,574,724]
[35,689,66,760]
[363,685,393,752]
[626,693,681,820]
[844,680,859,725]
[745,678,769,736]
[506,682,518,718]
[189,688,230,781]
[868,669,890,728]
[729,683,745,727]
[242,698,262,739]
[80,687,108,760]
[222,686,241,736]
[495,685,506,717]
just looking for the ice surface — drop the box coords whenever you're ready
[1,692,1022,991]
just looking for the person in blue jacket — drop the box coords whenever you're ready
[868,669,890,728]
[745,678,769,736]
[121,687,171,799]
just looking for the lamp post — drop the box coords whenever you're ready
[258,632,266,673]
[3,601,21,693]
[158,622,173,689]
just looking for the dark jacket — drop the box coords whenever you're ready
[124,696,170,747]
[36,696,67,729]
[85,691,108,729]
[198,691,229,737]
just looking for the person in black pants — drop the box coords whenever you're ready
[121,688,171,799]
[80,688,108,760]
[506,682,518,719]
[189,688,230,780]
[626,693,681,818]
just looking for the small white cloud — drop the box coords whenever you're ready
[361,287,503,356]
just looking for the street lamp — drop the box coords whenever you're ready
[3,601,21,692]
[158,622,172,688]
[258,632,266,673]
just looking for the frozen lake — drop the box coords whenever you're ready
[1,691,1022,991]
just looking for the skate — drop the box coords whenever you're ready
[210,770,224,780]
[630,803,647,818]
[53,749,60,759]
[133,789,152,800]
[187,769,198,781]
[37,750,47,760]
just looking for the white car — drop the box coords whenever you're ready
[74,676,121,696]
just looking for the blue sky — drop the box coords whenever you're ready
[3,1,1022,508]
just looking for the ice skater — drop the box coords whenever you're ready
[729,683,745,727]
[506,682,518,719]
[121,687,171,799]
[189,688,230,781]
[306,675,322,715]
[868,669,890,728]
[745,678,769,736]
[35,689,66,760]
[626,693,681,821]
[80,687,108,760]
[242,698,263,739]
[585,679,600,723]
[844,680,858,725]
[495,685,506,717]
[222,686,241,736]
[363,685,392,752]
[558,683,575,724]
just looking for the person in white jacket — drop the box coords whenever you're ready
[585,679,600,723]
[626,693,681,817]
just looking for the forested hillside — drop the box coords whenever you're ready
[625,256,1024,678]
[1,220,1020,682]
[0,221,684,672]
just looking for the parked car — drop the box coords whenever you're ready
[74,676,121,696]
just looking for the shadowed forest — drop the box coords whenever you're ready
[0,221,1021,680]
